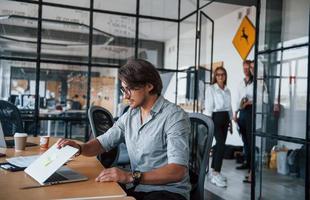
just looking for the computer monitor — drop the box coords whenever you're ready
[46,98,56,109]
[8,95,19,106]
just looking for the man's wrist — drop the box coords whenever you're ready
[127,172,134,183]
[131,171,142,186]
[75,144,82,156]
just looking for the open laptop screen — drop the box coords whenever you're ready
[0,123,6,148]
[24,143,78,185]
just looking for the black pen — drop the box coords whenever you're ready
[20,184,52,189]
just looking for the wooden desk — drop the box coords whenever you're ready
[0,137,127,199]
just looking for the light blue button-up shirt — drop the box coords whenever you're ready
[97,96,191,199]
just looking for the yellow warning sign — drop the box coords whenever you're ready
[232,16,256,60]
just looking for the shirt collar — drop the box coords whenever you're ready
[150,95,165,115]
[131,95,165,116]
[214,83,227,91]
[244,77,253,86]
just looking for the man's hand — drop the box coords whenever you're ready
[243,100,253,108]
[241,100,253,109]
[228,122,233,134]
[95,167,132,184]
[56,138,79,149]
[57,139,104,157]
[233,114,238,123]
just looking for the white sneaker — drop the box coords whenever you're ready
[218,173,227,182]
[208,171,213,180]
[211,174,227,187]
[210,172,227,182]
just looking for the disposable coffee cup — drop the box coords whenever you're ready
[14,133,28,152]
[40,136,50,149]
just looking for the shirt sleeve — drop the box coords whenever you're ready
[228,90,233,120]
[165,109,190,167]
[96,114,126,152]
[204,86,214,117]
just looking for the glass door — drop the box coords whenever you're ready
[197,11,214,113]
[253,0,310,199]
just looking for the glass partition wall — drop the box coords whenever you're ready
[2,0,309,199]
[253,0,310,199]
[0,0,270,172]
[0,0,207,141]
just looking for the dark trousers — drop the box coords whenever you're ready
[126,188,186,200]
[238,106,253,167]
[211,111,230,172]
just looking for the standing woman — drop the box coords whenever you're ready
[205,67,233,188]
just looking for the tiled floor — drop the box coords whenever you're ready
[204,159,305,200]
[204,159,250,200]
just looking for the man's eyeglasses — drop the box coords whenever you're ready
[120,86,132,96]
[120,86,141,97]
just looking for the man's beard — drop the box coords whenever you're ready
[130,95,147,109]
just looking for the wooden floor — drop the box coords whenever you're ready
[204,159,305,200]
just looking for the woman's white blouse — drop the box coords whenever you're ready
[204,83,233,119]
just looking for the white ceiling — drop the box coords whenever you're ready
[201,2,243,20]
[0,0,246,60]
[0,1,244,42]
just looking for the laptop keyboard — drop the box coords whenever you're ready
[44,172,68,183]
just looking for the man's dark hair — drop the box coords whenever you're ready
[243,60,252,66]
[119,59,163,95]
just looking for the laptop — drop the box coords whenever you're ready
[24,143,88,185]
[0,123,37,148]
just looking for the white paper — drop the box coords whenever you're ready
[6,155,39,168]
[24,143,78,185]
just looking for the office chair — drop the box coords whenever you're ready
[0,100,24,136]
[188,113,214,200]
[71,101,82,110]
[88,106,118,168]
[8,95,18,105]
[114,105,130,167]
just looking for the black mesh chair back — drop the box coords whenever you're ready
[71,101,82,110]
[88,106,117,167]
[0,100,24,136]
[188,113,214,200]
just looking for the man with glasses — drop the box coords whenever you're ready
[57,59,191,200]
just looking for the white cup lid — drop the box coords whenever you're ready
[14,133,28,137]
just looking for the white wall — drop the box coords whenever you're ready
[164,0,309,147]
[163,6,256,146]
[213,7,256,145]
